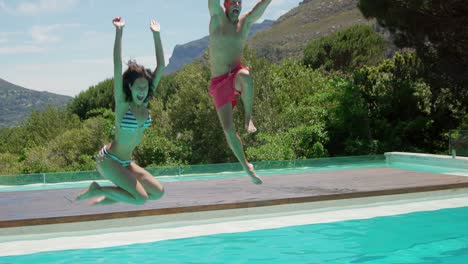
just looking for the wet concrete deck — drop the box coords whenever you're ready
[1,167,468,228]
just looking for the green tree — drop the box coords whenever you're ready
[0,152,21,175]
[67,79,114,120]
[458,115,468,130]
[155,74,181,106]
[134,97,190,166]
[12,106,81,154]
[304,24,387,72]
[0,127,17,155]
[21,117,109,173]
[358,0,468,108]
[244,54,331,160]
[165,61,232,164]
[341,52,435,153]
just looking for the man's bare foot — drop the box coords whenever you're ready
[247,163,263,185]
[89,196,106,205]
[246,120,257,134]
[76,181,101,201]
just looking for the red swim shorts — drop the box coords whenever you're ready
[208,64,249,110]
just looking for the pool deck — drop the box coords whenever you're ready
[1,167,468,228]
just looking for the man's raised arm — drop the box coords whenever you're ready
[244,0,272,26]
[209,0,223,17]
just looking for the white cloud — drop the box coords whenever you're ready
[1,53,167,97]
[0,31,47,54]
[30,25,61,44]
[243,0,290,10]
[0,33,9,44]
[123,55,156,69]
[0,45,45,54]
[2,61,112,96]
[30,23,80,44]
[271,0,289,7]
[241,0,301,21]
[79,30,113,47]
[82,30,102,38]
[164,51,172,66]
[2,0,78,15]
[72,58,110,65]
[265,8,289,20]
[0,24,79,54]
[0,1,8,12]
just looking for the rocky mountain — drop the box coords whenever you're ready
[249,0,370,61]
[0,78,72,127]
[165,19,275,74]
[165,0,370,73]
[165,36,209,75]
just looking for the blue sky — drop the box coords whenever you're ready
[0,0,302,97]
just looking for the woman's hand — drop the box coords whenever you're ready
[113,16,125,30]
[150,19,160,33]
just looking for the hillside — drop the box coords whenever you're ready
[165,20,275,74]
[165,36,209,75]
[249,0,371,61]
[0,78,72,127]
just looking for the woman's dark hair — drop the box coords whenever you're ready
[122,60,154,103]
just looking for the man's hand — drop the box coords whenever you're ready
[112,16,125,30]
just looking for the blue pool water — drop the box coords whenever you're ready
[2,206,468,264]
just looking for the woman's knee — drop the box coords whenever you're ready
[148,187,165,200]
[131,181,150,204]
[133,191,148,204]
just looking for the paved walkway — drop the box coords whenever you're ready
[2,168,468,228]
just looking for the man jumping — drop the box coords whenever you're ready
[208,0,272,184]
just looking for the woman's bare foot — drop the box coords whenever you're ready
[76,181,101,201]
[245,120,257,134]
[247,163,263,185]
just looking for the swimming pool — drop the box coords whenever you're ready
[1,193,468,263]
[1,153,468,263]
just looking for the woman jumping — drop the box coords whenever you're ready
[77,17,165,205]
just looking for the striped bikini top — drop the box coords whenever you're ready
[119,110,152,131]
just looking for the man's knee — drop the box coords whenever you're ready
[235,69,252,91]
[236,69,251,83]
[238,69,250,77]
